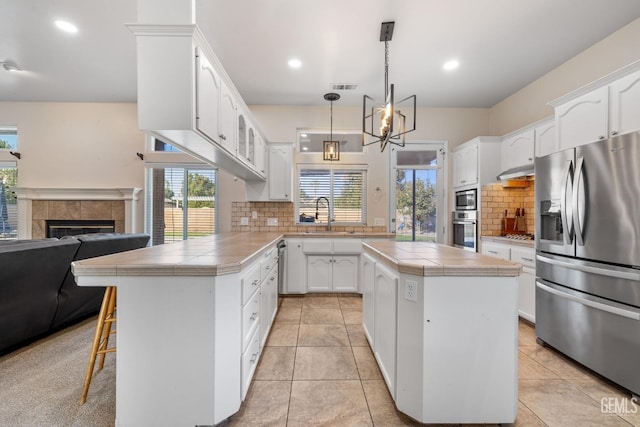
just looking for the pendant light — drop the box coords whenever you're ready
[362,21,416,153]
[323,92,340,161]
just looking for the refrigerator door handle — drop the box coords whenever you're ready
[536,254,640,281]
[572,156,585,246]
[560,159,574,244]
[537,282,640,320]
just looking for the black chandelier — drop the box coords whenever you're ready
[362,21,416,153]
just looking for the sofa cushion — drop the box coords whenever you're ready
[51,233,150,329]
[0,238,81,353]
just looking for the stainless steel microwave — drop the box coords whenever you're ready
[455,189,477,211]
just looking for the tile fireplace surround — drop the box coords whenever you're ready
[13,188,142,239]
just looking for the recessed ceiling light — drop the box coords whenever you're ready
[302,146,309,151]
[288,58,302,69]
[300,133,307,138]
[443,60,459,71]
[55,20,78,34]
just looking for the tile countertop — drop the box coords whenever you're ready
[71,231,396,278]
[481,235,535,248]
[363,241,522,277]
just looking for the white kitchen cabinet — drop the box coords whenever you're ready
[254,134,266,177]
[260,266,278,347]
[132,28,266,181]
[555,86,609,150]
[284,239,306,294]
[268,144,293,201]
[501,129,534,170]
[610,69,640,137]
[195,49,221,145]
[218,82,237,155]
[481,239,535,323]
[306,255,358,292]
[237,112,247,162]
[373,262,398,398]
[534,118,557,158]
[510,247,536,323]
[452,137,502,189]
[360,253,375,345]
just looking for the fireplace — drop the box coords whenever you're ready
[46,219,116,238]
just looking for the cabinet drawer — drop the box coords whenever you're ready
[261,246,278,281]
[333,239,362,254]
[242,291,261,352]
[242,263,262,305]
[302,239,333,254]
[241,327,261,400]
[511,247,535,269]
[482,243,510,260]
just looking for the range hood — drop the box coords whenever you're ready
[497,164,535,181]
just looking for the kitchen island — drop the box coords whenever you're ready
[361,240,521,424]
[72,232,284,427]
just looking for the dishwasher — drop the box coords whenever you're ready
[277,240,286,294]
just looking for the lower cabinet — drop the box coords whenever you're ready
[360,253,376,345]
[307,255,358,292]
[240,245,279,400]
[482,240,535,323]
[373,262,398,398]
[285,239,306,293]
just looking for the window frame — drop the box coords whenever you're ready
[295,163,367,226]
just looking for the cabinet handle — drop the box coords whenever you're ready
[599,135,605,140]
[250,312,258,321]
[270,276,276,281]
[611,131,619,136]
[252,279,259,286]
[521,257,534,262]
[250,353,258,364]
[265,265,271,270]
[488,250,498,254]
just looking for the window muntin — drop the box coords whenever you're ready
[297,167,366,225]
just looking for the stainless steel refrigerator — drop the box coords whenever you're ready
[535,131,640,396]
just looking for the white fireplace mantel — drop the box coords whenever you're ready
[14,187,143,239]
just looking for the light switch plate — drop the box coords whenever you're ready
[252,211,258,219]
[374,218,385,226]
[240,217,249,226]
[267,218,278,226]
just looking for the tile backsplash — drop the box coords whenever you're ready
[231,202,386,233]
[480,183,534,236]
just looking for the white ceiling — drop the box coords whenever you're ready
[2,0,640,107]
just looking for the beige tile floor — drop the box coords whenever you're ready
[221,294,640,426]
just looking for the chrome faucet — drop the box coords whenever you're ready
[315,197,331,231]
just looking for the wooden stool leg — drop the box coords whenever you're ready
[98,288,116,370]
[80,286,115,405]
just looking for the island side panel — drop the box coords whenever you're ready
[396,275,519,424]
[115,275,241,427]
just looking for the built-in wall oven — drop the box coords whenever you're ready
[452,210,477,252]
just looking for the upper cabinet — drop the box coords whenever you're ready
[452,137,501,190]
[551,63,640,152]
[534,118,556,158]
[501,129,534,171]
[610,69,640,137]
[130,26,267,181]
[268,145,293,201]
[555,86,609,150]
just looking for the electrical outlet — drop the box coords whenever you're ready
[374,217,385,226]
[267,218,278,226]
[252,211,258,219]
[240,217,249,226]
[405,280,418,302]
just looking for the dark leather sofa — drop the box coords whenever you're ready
[0,233,150,355]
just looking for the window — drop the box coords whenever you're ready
[297,167,366,225]
[298,130,363,153]
[0,128,18,240]
[145,139,216,245]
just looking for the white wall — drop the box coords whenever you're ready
[0,102,145,188]
[489,17,640,135]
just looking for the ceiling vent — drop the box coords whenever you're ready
[331,83,358,90]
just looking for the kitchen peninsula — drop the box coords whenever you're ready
[361,240,521,424]
[72,233,521,426]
